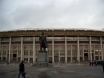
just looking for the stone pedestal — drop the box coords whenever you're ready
[37,51,49,67]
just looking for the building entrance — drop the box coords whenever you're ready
[84,53,88,61]
[13,54,17,61]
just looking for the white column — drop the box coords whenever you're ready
[52,37,54,63]
[94,45,95,60]
[9,37,11,62]
[77,37,80,62]
[33,37,36,63]
[100,37,103,60]
[71,45,72,62]
[89,37,92,62]
[65,37,67,63]
[82,45,84,61]
[21,37,23,61]
[0,38,2,61]
[59,45,60,62]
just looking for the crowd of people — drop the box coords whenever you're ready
[89,61,97,66]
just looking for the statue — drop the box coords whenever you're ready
[39,32,47,51]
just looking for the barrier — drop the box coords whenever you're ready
[52,62,90,66]
[83,62,89,66]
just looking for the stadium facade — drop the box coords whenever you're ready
[0,28,104,63]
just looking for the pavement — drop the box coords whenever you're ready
[0,64,104,78]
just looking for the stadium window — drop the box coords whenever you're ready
[24,45,28,49]
[79,45,83,49]
[18,50,21,56]
[67,50,71,55]
[91,37,100,40]
[30,58,33,62]
[36,46,39,50]
[95,50,98,55]
[35,37,38,41]
[67,37,77,40]
[79,37,89,40]
[13,50,17,54]
[12,37,21,41]
[3,46,7,49]
[30,45,33,49]
[72,50,77,56]
[67,45,71,49]
[54,50,58,56]
[84,45,88,49]
[24,50,28,55]
[84,50,88,52]
[72,45,77,49]
[13,45,17,49]
[80,50,83,55]
[48,50,52,55]
[23,37,33,41]
[102,37,104,40]
[3,50,6,55]
[30,50,33,55]
[48,45,52,50]
[60,50,65,55]
[1,38,9,41]
[60,45,65,50]
[54,45,58,49]
[47,37,53,40]
[18,45,21,49]
[54,37,65,40]
[24,58,28,62]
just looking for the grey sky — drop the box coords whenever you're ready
[0,0,104,31]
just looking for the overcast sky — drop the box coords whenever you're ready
[0,0,104,31]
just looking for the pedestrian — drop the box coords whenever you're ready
[92,61,93,66]
[95,61,97,66]
[89,61,91,66]
[18,61,26,78]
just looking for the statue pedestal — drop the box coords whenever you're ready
[37,51,49,67]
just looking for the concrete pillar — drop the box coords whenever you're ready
[98,48,100,60]
[83,45,84,60]
[89,37,92,62]
[9,37,11,62]
[33,37,36,63]
[21,37,23,61]
[0,38,2,61]
[71,45,72,62]
[17,45,18,61]
[28,49,30,63]
[59,45,60,62]
[94,45,95,60]
[52,37,54,63]
[100,37,103,60]
[77,37,80,62]
[65,37,67,63]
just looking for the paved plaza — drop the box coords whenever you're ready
[0,64,104,78]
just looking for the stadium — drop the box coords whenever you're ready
[0,28,104,63]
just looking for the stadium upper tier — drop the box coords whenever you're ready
[0,28,104,37]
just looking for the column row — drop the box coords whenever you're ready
[0,37,103,63]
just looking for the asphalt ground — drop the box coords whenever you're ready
[0,64,104,78]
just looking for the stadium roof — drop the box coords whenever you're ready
[0,28,104,32]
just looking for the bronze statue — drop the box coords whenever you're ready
[39,32,47,51]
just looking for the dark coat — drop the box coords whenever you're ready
[102,61,104,66]
[19,63,25,72]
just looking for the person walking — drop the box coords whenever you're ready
[18,61,26,78]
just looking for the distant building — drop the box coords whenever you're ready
[0,28,104,63]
